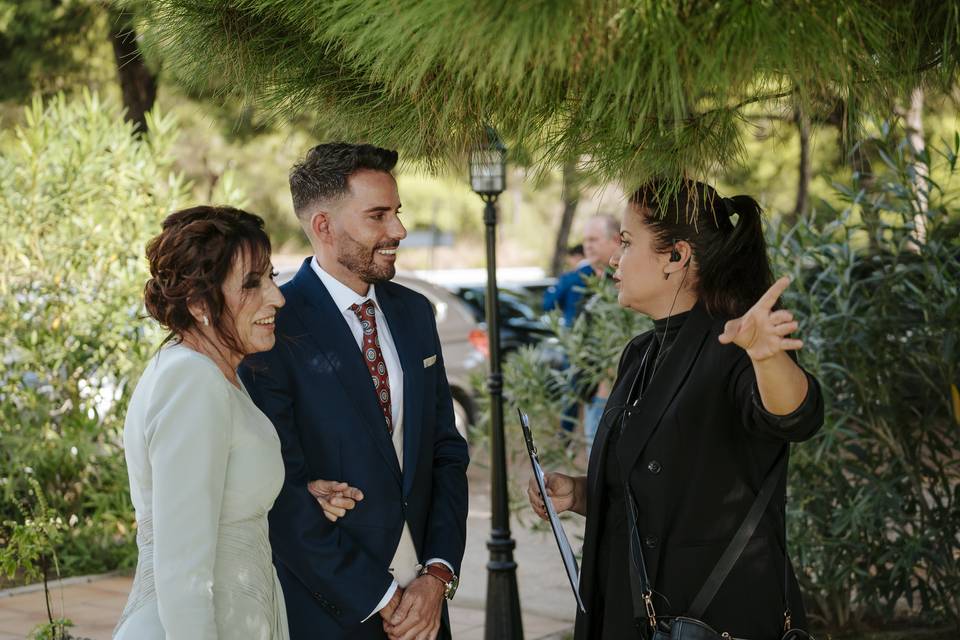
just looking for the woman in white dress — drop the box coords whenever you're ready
[115,206,298,639]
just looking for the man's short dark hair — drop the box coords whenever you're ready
[289,142,399,219]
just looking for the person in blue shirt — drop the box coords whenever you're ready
[544,216,621,326]
[544,215,622,437]
[543,262,594,327]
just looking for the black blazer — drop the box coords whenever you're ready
[575,303,823,639]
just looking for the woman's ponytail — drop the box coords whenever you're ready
[630,181,774,318]
[700,194,773,316]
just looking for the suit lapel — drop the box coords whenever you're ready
[615,303,713,476]
[288,260,402,484]
[376,285,423,497]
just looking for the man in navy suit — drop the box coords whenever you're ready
[240,143,469,640]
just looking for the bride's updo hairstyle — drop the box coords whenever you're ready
[143,205,272,354]
[629,179,774,318]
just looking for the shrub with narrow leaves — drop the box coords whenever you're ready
[0,92,188,578]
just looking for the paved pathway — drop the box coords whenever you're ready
[0,478,583,639]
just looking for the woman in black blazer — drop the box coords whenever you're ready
[529,180,823,639]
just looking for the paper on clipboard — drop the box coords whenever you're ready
[518,409,586,613]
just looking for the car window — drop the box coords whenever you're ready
[499,294,537,321]
[457,288,538,322]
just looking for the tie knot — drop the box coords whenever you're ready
[350,299,376,322]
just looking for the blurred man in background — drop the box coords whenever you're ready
[544,215,621,441]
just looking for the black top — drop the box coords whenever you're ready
[576,303,823,640]
[643,310,691,398]
[652,310,688,357]
[592,311,690,639]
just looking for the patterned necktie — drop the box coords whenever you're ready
[350,299,393,435]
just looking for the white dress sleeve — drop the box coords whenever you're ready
[144,358,233,640]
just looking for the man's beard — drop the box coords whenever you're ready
[336,230,397,283]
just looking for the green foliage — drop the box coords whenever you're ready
[395,171,484,237]
[0,92,188,579]
[493,129,960,630]
[0,479,92,639]
[0,478,64,584]
[774,129,960,629]
[28,620,88,640]
[472,277,648,482]
[139,1,960,182]
[0,1,115,101]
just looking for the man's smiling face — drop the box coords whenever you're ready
[330,169,407,284]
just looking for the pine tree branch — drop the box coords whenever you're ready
[135,0,960,181]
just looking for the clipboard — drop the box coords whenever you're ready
[518,408,587,613]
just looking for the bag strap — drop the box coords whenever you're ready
[624,481,658,630]
[618,347,661,631]
[687,448,787,619]
[622,447,788,629]
[777,479,794,630]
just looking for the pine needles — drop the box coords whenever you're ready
[137,0,960,186]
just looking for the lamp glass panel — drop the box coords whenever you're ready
[470,150,506,193]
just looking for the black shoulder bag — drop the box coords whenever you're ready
[622,448,814,640]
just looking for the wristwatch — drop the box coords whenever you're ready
[419,563,459,600]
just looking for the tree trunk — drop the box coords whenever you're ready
[41,554,53,625]
[550,161,580,276]
[109,8,157,135]
[849,125,880,252]
[902,86,928,246]
[791,106,812,225]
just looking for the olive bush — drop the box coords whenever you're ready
[774,130,960,629]
[0,91,188,579]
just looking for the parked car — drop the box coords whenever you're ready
[275,267,487,442]
[444,285,556,353]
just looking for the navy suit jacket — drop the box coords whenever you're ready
[239,259,469,639]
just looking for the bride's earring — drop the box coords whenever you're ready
[202,315,209,326]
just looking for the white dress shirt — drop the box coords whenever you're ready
[310,259,451,619]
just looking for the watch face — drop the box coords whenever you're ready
[446,574,459,600]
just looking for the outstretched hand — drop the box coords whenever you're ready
[718,276,803,361]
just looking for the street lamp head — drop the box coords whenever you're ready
[470,126,507,196]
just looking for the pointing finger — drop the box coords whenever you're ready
[758,276,791,310]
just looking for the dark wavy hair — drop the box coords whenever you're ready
[289,142,398,219]
[143,206,272,355]
[629,179,773,318]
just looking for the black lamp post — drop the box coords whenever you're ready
[470,127,523,640]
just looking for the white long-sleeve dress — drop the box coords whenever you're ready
[114,343,289,639]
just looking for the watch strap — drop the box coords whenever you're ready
[421,563,454,584]
[420,563,457,600]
